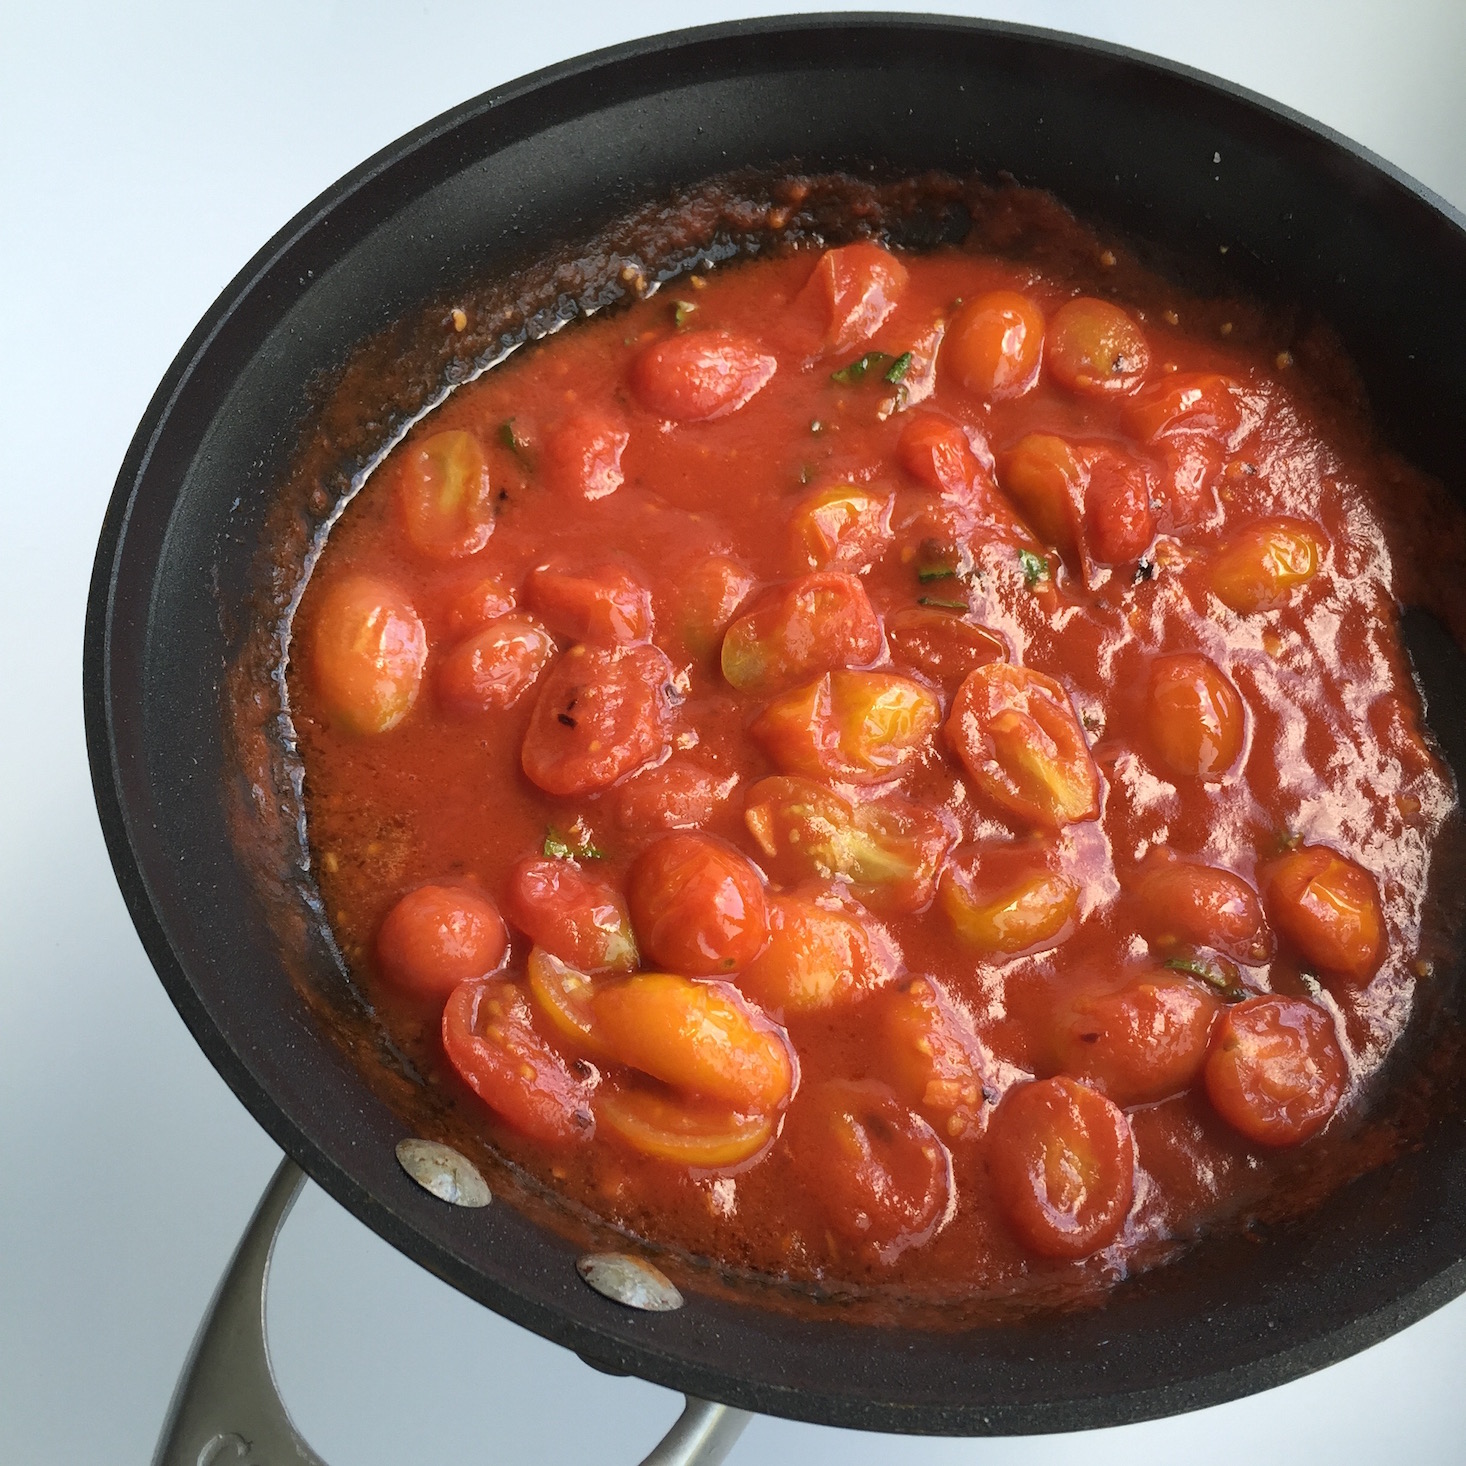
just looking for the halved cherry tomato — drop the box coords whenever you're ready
[541,412,629,501]
[506,858,638,973]
[897,412,979,494]
[1154,437,1222,532]
[785,241,908,355]
[525,562,653,645]
[592,973,794,1112]
[882,978,992,1140]
[442,576,516,638]
[520,643,674,796]
[1211,517,1325,612]
[786,1079,953,1261]
[442,980,596,1146]
[597,1083,776,1166]
[744,777,952,916]
[738,889,891,1015]
[676,555,757,659]
[437,614,555,714]
[938,839,1078,955]
[394,429,494,559]
[720,572,881,695]
[1122,373,1242,443]
[987,1077,1135,1258]
[1258,845,1384,982]
[1084,448,1155,565]
[995,434,1084,564]
[628,833,769,975]
[1147,653,1246,780]
[885,607,1007,690]
[312,575,428,735]
[1045,297,1150,396]
[946,663,1101,828]
[751,670,941,784]
[610,759,735,833]
[1204,995,1347,1145]
[944,290,1045,399]
[788,484,893,571]
[631,330,777,421]
[525,946,612,1058]
[1132,851,1270,963]
[1052,974,1221,1107]
[375,883,508,1001]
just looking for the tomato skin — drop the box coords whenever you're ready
[1154,437,1223,532]
[312,575,428,735]
[442,980,596,1146]
[786,241,908,355]
[751,671,941,784]
[1258,845,1384,982]
[525,562,653,646]
[787,1079,953,1261]
[882,978,992,1140]
[1211,517,1325,612]
[628,833,770,976]
[944,290,1045,399]
[436,614,555,715]
[375,884,509,1001]
[592,973,794,1112]
[897,413,980,494]
[1045,297,1151,396]
[995,434,1084,563]
[505,858,638,974]
[738,889,892,1015]
[885,607,1007,691]
[946,663,1101,829]
[442,576,516,638]
[721,572,881,695]
[1132,852,1271,964]
[676,555,757,660]
[788,484,893,572]
[1147,653,1247,780]
[938,839,1078,955]
[610,759,734,833]
[1083,449,1155,565]
[541,412,629,501]
[395,429,494,559]
[1052,974,1221,1107]
[1122,373,1242,443]
[520,643,674,797]
[987,1077,1135,1259]
[1204,996,1346,1146]
[631,330,777,421]
[596,1084,776,1167]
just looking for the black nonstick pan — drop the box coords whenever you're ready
[84,12,1466,1453]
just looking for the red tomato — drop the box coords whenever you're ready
[312,575,427,735]
[1123,372,1242,443]
[592,973,794,1112]
[1154,437,1223,532]
[787,1080,953,1261]
[738,889,892,1015]
[885,607,1007,691]
[520,643,674,796]
[1204,996,1346,1145]
[944,290,1045,399]
[1052,974,1221,1107]
[1147,653,1247,780]
[628,832,770,975]
[787,484,893,571]
[897,412,980,494]
[1258,845,1385,982]
[609,759,735,833]
[938,838,1079,955]
[1045,297,1151,396]
[631,330,777,421]
[442,980,596,1146]
[541,412,629,501]
[394,429,494,559]
[720,572,882,695]
[1211,517,1325,612]
[995,434,1084,564]
[987,1077,1135,1258]
[525,562,654,646]
[751,671,941,784]
[946,663,1101,829]
[436,614,555,714]
[785,241,908,355]
[1083,448,1155,565]
[882,978,992,1140]
[504,857,638,974]
[375,883,509,1000]
[675,555,757,659]
[1132,851,1271,964]
[442,576,516,638]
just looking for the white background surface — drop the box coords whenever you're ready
[4,2,1466,1462]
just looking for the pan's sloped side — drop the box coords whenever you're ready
[85,15,1466,1436]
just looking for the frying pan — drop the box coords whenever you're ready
[84,11,1466,1457]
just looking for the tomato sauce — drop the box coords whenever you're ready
[283,185,1461,1308]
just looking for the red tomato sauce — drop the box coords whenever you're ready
[286,218,1460,1305]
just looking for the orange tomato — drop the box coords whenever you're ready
[436,614,554,715]
[1211,517,1325,612]
[1122,373,1242,443]
[312,575,427,734]
[1131,852,1271,964]
[943,290,1045,399]
[720,572,881,695]
[1045,297,1151,396]
[938,839,1079,955]
[738,890,891,1015]
[596,1084,776,1166]
[375,883,508,1001]
[1258,845,1384,982]
[631,329,776,420]
[881,978,992,1140]
[506,858,638,974]
[787,484,893,571]
[394,429,494,558]
[995,434,1084,563]
[1146,653,1247,779]
[525,946,612,1058]
[1083,448,1155,565]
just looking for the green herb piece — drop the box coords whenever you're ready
[830,351,894,385]
[918,567,957,583]
[1164,956,1247,1003]
[1019,549,1050,588]
[543,821,607,862]
[674,299,697,328]
[883,351,914,385]
[917,596,969,610]
[499,418,532,464]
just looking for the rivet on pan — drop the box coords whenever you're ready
[395,1139,491,1208]
[577,1252,684,1312]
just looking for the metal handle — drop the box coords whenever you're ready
[153,1156,751,1466]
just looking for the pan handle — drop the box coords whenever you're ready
[153,1156,751,1466]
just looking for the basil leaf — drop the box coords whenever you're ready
[1019,549,1049,588]
[830,351,893,385]
[883,351,914,384]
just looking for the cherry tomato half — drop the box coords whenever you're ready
[394,429,494,559]
[996,434,1085,563]
[1211,517,1325,613]
[525,562,654,646]
[1131,851,1271,964]
[1045,297,1151,396]
[376,883,509,1001]
[1147,653,1246,780]
[882,978,992,1141]
[311,575,428,735]
[610,759,735,834]
[1123,372,1242,444]
[944,290,1045,399]
[788,484,893,572]
[505,857,638,974]
[442,576,516,638]
[1258,845,1384,982]
[676,555,757,660]
[885,607,1007,692]
[738,889,892,1015]
[897,413,980,494]
[938,839,1079,955]
[631,329,777,421]
[1083,448,1155,566]
[596,1084,776,1167]
[541,412,629,501]
[436,614,555,715]
[785,241,908,355]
